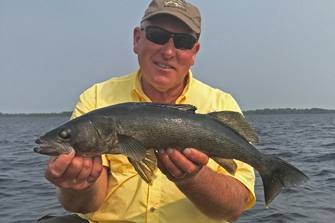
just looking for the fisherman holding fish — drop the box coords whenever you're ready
[36,1,263,222]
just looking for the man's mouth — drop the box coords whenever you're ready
[155,62,173,69]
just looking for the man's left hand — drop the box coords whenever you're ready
[155,148,209,184]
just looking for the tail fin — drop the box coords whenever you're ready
[259,154,309,208]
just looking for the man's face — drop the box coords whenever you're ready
[133,15,200,92]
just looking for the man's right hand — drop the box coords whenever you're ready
[44,150,103,191]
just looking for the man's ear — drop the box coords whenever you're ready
[133,27,142,54]
[191,42,200,66]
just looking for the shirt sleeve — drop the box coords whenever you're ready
[70,84,97,119]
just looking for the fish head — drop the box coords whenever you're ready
[34,124,75,156]
[34,114,118,157]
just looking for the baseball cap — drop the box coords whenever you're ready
[141,0,201,37]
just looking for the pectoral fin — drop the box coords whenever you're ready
[128,149,158,184]
[211,157,237,175]
[117,134,146,161]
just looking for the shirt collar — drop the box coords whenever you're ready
[132,68,194,103]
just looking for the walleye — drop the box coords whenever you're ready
[34,102,309,207]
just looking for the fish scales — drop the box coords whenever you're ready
[117,105,255,160]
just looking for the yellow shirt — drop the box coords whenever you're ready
[72,69,256,223]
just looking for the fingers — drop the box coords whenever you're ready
[74,156,102,184]
[158,148,187,178]
[45,150,75,180]
[44,151,103,191]
[156,148,209,182]
[75,158,94,184]
[183,148,209,166]
[156,154,171,177]
[88,156,103,183]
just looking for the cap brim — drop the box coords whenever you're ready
[141,11,200,34]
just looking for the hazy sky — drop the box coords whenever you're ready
[1,0,335,113]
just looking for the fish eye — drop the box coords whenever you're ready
[58,128,71,139]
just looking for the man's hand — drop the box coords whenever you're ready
[44,150,103,191]
[156,148,249,221]
[155,148,209,184]
[44,150,108,213]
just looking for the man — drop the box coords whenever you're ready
[37,0,255,222]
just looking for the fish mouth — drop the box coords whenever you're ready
[34,138,74,156]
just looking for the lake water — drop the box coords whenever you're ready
[0,114,334,222]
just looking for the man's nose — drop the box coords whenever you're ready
[161,37,176,58]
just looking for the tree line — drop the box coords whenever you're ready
[1,108,335,117]
[0,111,72,117]
[243,108,335,115]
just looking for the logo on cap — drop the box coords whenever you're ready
[164,0,186,9]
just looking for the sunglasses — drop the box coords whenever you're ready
[141,26,198,50]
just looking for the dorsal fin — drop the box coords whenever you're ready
[145,103,197,113]
[118,102,197,113]
[207,111,260,143]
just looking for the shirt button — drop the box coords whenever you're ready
[150,207,155,212]
[154,175,157,179]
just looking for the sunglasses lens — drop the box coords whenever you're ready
[145,27,170,45]
[174,34,197,50]
[144,26,197,50]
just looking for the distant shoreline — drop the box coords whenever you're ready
[0,111,72,117]
[1,108,335,117]
[243,108,335,115]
